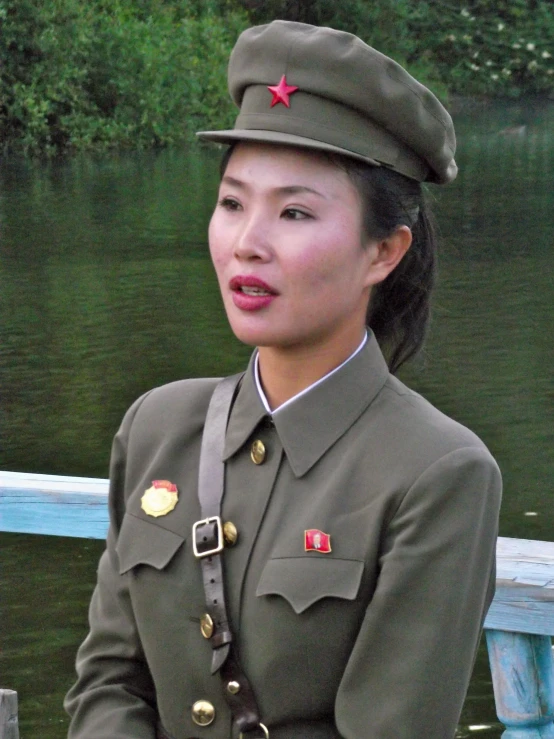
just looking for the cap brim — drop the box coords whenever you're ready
[196,129,382,169]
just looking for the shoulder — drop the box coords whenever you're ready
[365,376,502,526]
[136,377,221,422]
[117,377,222,448]
[362,373,501,488]
[381,373,491,450]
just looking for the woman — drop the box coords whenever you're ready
[65,20,502,739]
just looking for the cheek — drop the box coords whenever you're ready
[296,255,338,290]
[207,217,227,272]
[288,227,363,292]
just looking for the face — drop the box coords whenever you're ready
[208,143,379,354]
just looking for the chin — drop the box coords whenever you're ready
[227,322,269,348]
[225,310,318,350]
[224,312,273,347]
[227,321,290,349]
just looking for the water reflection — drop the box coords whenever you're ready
[1,100,553,738]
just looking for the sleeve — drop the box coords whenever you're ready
[64,393,158,739]
[334,445,502,739]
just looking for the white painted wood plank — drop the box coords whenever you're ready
[495,537,554,590]
[0,689,19,739]
[497,536,554,563]
[0,470,108,494]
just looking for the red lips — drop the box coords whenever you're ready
[229,275,278,294]
[229,275,278,311]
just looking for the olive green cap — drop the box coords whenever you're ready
[197,21,457,184]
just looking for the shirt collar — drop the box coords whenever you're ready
[223,333,390,477]
[254,333,368,415]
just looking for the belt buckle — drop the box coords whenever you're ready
[239,724,269,739]
[192,516,224,558]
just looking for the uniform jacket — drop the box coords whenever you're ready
[65,334,502,739]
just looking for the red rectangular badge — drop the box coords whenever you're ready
[304,529,332,553]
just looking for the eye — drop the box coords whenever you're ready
[281,208,311,221]
[218,196,242,211]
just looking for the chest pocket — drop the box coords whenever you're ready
[116,513,186,575]
[256,557,364,614]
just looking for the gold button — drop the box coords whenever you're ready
[200,613,214,639]
[227,680,240,694]
[191,700,215,726]
[223,521,238,547]
[250,439,266,465]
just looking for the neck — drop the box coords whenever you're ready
[257,329,366,411]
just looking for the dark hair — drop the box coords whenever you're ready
[219,146,437,375]
[336,157,437,374]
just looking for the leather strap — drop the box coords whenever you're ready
[194,374,267,738]
[195,374,242,672]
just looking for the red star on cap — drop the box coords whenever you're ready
[267,75,299,108]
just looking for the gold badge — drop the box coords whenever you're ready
[141,480,178,517]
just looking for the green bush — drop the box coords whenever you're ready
[0,0,248,155]
[405,0,554,97]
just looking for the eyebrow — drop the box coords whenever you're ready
[221,176,327,199]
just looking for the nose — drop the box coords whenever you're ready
[233,212,272,262]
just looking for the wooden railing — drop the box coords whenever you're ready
[2,470,554,738]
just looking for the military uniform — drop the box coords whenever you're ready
[66,19,501,739]
[65,335,501,738]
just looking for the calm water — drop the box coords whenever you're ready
[1,99,554,737]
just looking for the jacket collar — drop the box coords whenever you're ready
[223,333,390,477]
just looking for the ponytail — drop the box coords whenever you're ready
[336,157,438,374]
[368,205,437,373]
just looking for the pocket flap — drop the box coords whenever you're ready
[116,513,186,575]
[256,557,364,614]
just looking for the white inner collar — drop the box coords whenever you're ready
[254,332,368,416]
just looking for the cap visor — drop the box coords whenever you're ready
[196,129,382,168]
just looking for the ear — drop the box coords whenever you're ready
[363,225,413,287]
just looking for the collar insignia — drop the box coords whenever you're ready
[267,75,299,108]
[305,529,332,553]
[141,480,179,517]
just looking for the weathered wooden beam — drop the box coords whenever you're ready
[0,689,19,739]
[485,583,554,637]
[485,537,554,636]
[486,631,554,738]
[496,536,554,585]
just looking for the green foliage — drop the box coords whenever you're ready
[0,0,248,155]
[404,0,554,98]
[0,0,552,156]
